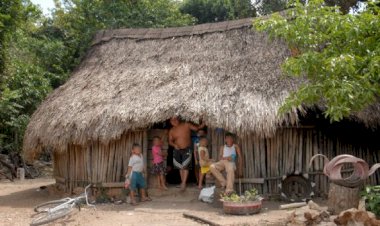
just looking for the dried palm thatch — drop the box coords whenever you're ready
[22,17,379,157]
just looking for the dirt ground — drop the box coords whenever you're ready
[0,178,309,226]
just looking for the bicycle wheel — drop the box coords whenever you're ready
[34,199,71,212]
[30,207,73,226]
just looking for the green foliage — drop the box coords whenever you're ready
[0,0,196,154]
[254,0,364,16]
[0,0,23,73]
[0,1,53,153]
[324,0,364,14]
[254,0,380,122]
[51,0,195,74]
[180,0,256,24]
[0,88,23,146]
[255,0,288,15]
[226,0,257,19]
[361,185,380,217]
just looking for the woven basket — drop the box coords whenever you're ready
[222,200,262,215]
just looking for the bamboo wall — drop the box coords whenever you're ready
[209,127,380,197]
[53,127,380,196]
[53,131,147,192]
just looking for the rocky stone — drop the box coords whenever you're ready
[286,201,332,226]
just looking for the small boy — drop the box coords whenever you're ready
[125,143,151,205]
[194,129,206,183]
[198,136,212,189]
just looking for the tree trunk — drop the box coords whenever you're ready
[327,182,360,214]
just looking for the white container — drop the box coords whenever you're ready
[17,168,25,180]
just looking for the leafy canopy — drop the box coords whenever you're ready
[254,0,380,121]
[180,0,256,24]
[0,0,195,154]
[0,1,54,152]
[52,0,195,71]
[0,0,23,73]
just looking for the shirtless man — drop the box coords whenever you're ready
[169,117,204,191]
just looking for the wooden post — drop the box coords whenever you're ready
[143,130,148,183]
[327,183,360,214]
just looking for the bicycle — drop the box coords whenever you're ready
[30,184,95,226]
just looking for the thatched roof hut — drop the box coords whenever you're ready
[24,18,296,154]
[22,17,380,195]
[23,17,380,157]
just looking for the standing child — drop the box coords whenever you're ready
[193,129,206,184]
[150,136,168,190]
[198,136,212,189]
[125,143,151,205]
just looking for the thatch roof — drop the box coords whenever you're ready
[23,17,379,155]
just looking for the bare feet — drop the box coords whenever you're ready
[141,197,152,202]
[198,185,203,190]
[179,183,186,192]
[224,190,234,196]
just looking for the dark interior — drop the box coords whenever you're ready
[298,109,380,150]
[151,119,200,185]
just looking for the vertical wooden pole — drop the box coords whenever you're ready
[143,130,148,183]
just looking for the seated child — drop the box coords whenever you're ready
[198,136,213,189]
[210,133,242,195]
[125,143,151,205]
[150,136,168,190]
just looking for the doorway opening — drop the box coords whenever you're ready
[150,120,205,186]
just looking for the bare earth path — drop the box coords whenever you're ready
[0,179,290,226]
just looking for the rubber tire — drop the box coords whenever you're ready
[281,175,312,202]
[30,207,73,226]
[34,199,70,213]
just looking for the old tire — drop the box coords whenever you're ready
[279,174,314,202]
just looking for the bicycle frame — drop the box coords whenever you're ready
[42,184,94,213]
[31,184,95,226]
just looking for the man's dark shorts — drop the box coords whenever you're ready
[173,147,192,170]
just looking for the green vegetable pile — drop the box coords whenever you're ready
[221,188,261,203]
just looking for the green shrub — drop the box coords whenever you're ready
[361,185,380,218]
